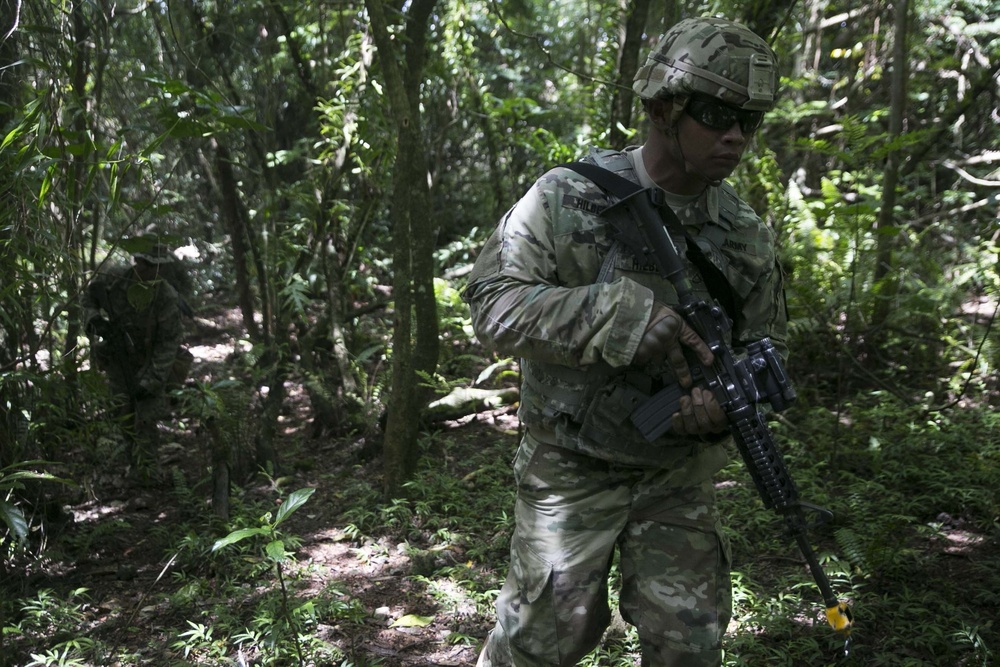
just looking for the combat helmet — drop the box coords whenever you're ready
[133,243,175,265]
[633,17,778,111]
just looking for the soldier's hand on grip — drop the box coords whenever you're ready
[671,386,728,435]
[633,303,713,387]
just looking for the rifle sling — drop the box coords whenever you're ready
[560,161,739,320]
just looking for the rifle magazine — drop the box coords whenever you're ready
[630,384,684,441]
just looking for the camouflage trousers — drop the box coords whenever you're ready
[98,362,167,465]
[95,346,191,466]
[478,431,731,667]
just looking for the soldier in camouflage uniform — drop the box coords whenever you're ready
[462,17,787,667]
[84,243,190,466]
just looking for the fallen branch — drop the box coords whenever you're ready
[423,386,519,422]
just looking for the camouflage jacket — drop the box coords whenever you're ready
[463,147,787,466]
[83,266,184,396]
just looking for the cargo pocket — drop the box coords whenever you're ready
[499,533,561,663]
[512,535,552,605]
[502,532,611,665]
[511,437,539,487]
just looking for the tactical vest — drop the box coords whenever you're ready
[518,147,747,465]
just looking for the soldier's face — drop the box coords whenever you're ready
[646,97,750,191]
[673,109,750,182]
[133,259,160,281]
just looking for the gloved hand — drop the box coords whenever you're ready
[633,303,714,387]
[671,386,728,435]
[86,317,111,338]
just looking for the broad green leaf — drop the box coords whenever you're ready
[265,540,286,562]
[1,126,20,152]
[355,344,383,364]
[105,137,124,159]
[0,500,29,542]
[273,487,315,527]
[163,118,209,139]
[1,470,75,487]
[62,142,93,156]
[109,161,120,202]
[280,274,311,316]
[212,527,267,551]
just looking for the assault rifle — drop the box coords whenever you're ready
[566,162,853,644]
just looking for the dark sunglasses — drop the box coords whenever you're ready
[685,97,765,134]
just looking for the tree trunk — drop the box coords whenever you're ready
[798,0,825,79]
[399,0,440,381]
[870,0,909,335]
[211,141,260,340]
[62,0,94,368]
[177,0,286,476]
[0,0,21,372]
[609,0,651,149]
[176,0,261,341]
[365,0,440,497]
[255,359,285,475]
[651,2,679,35]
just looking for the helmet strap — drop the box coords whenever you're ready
[670,127,722,189]
[669,95,689,127]
[649,96,721,190]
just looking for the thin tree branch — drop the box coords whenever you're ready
[1,0,19,41]
[488,0,627,92]
[942,160,1000,187]
[266,0,318,99]
[927,296,999,413]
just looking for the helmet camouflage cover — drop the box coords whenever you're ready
[133,242,175,264]
[633,17,778,111]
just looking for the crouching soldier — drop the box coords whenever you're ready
[84,242,193,468]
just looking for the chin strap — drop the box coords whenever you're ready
[667,126,722,188]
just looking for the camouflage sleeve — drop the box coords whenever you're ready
[138,284,184,392]
[463,169,653,368]
[732,223,789,363]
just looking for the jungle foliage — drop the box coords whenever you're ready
[0,0,998,664]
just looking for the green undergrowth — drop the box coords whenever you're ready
[2,478,369,666]
[336,395,999,665]
[720,396,999,667]
[2,398,996,666]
